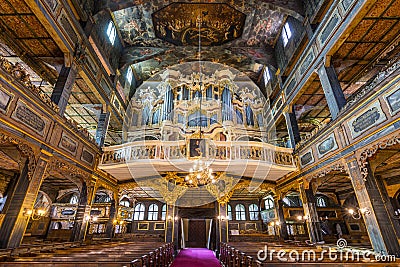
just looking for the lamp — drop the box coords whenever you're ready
[23,208,46,220]
[347,207,371,220]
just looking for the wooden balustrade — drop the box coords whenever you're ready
[130,242,174,267]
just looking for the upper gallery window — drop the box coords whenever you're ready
[161,204,167,220]
[70,194,79,204]
[282,22,292,47]
[227,204,232,220]
[265,196,274,210]
[107,21,117,45]
[316,196,327,207]
[264,67,271,86]
[126,67,133,85]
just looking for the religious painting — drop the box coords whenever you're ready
[188,138,206,158]
[81,149,95,165]
[299,149,314,167]
[152,3,246,46]
[245,222,257,231]
[316,133,338,158]
[0,87,12,113]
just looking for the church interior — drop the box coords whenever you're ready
[0,0,400,266]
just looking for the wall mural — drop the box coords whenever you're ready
[152,3,246,46]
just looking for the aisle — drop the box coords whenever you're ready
[170,248,221,267]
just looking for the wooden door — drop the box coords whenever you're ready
[186,219,206,247]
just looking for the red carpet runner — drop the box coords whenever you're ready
[170,248,222,267]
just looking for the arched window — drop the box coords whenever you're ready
[316,196,327,207]
[235,204,246,220]
[265,197,274,210]
[120,199,130,207]
[126,67,133,85]
[227,204,232,220]
[106,21,117,45]
[70,194,79,204]
[249,204,259,220]
[134,203,145,220]
[161,204,167,220]
[148,204,159,220]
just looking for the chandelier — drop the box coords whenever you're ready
[184,159,216,187]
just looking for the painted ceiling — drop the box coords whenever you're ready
[112,0,297,84]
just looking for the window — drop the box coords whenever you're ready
[106,21,117,45]
[161,204,166,220]
[70,194,79,204]
[264,67,271,86]
[265,197,274,210]
[282,22,292,47]
[227,204,232,220]
[249,204,259,220]
[316,196,327,207]
[126,67,133,85]
[120,199,130,207]
[148,204,159,220]
[235,204,246,220]
[134,203,145,220]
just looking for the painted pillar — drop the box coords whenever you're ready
[51,65,77,116]
[317,64,346,120]
[346,155,400,256]
[0,150,52,248]
[275,198,289,240]
[105,199,117,238]
[218,202,229,244]
[70,182,94,242]
[165,203,175,243]
[284,111,301,148]
[299,182,324,243]
[95,108,111,147]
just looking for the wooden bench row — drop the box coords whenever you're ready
[130,243,174,267]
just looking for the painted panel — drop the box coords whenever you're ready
[300,149,314,167]
[11,100,48,136]
[347,101,387,139]
[59,132,78,156]
[81,149,95,165]
[319,13,340,45]
[384,85,400,116]
[0,86,13,113]
[316,133,338,158]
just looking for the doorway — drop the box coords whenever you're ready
[186,219,206,247]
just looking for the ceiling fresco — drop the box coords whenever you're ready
[152,3,246,46]
[113,1,287,83]
[129,46,265,83]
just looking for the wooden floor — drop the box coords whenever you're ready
[0,241,165,267]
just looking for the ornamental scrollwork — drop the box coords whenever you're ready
[0,132,36,180]
[359,134,400,179]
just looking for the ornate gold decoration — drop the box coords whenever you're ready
[144,174,188,204]
[359,134,400,179]
[205,173,236,204]
[0,132,36,180]
[45,157,90,188]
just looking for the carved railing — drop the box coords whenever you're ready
[0,56,98,146]
[295,57,400,151]
[101,140,294,167]
[0,56,59,113]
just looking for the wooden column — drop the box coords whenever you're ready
[317,64,346,120]
[346,155,400,256]
[95,109,110,147]
[105,199,117,238]
[165,203,175,243]
[70,182,94,242]
[0,150,51,248]
[51,65,77,116]
[284,111,301,148]
[299,182,324,243]
[275,198,289,240]
[218,202,229,244]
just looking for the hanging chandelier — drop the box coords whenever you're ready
[184,159,216,187]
